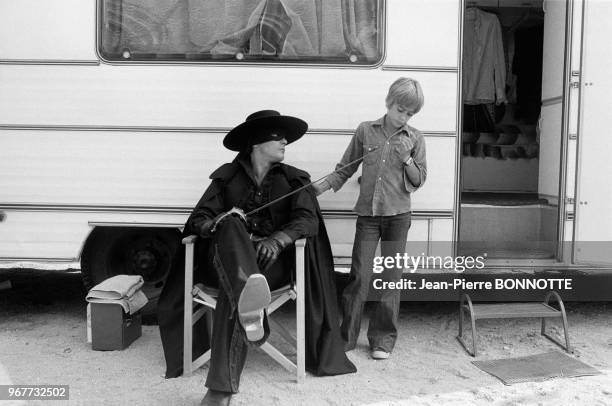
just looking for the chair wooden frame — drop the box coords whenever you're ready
[182,235,306,384]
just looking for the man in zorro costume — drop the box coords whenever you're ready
[157,110,356,405]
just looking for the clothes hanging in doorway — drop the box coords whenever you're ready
[463,7,507,106]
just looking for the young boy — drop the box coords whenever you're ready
[313,77,427,359]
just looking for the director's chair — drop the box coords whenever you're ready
[182,235,306,383]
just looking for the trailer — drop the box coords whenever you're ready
[1,0,611,311]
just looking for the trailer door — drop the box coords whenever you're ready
[573,0,612,265]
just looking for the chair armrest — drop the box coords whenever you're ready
[293,238,306,290]
[293,238,307,280]
[293,238,306,383]
[294,238,306,249]
[182,234,198,245]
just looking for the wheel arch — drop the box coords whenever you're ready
[79,225,182,322]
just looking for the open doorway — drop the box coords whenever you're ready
[458,0,567,260]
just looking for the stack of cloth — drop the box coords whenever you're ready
[86,275,148,314]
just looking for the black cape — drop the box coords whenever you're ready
[157,161,356,378]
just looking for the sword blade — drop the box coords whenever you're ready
[245,147,378,216]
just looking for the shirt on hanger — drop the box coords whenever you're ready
[463,7,507,105]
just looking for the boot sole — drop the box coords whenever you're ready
[238,274,271,342]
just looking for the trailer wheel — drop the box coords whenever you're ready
[81,227,181,324]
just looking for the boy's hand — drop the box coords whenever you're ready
[398,150,414,164]
[398,139,415,163]
[312,179,331,196]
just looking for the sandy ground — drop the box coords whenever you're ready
[1,269,611,406]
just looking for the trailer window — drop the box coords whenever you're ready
[99,0,384,65]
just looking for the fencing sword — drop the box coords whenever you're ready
[244,145,380,217]
[210,146,380,230]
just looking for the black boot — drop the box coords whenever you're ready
[237,274,271,342]
[200,389,232,406]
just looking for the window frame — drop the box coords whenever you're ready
[95,0,387,69]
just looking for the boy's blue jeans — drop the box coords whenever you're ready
[341,212,411,353]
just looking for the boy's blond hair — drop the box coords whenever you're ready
[385,77,424,113]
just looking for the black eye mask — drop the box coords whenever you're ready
[251,128,288,146]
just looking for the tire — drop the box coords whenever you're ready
[81,227,181,324]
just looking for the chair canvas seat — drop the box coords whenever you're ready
[182,235,306,383]
[193,283,294,302]
[192,283,297,313]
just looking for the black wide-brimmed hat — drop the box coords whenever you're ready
[223,110,308,152]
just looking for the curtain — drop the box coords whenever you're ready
[102,0,380,61]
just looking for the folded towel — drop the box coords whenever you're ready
[86,275,144,301]
[87,290,149,315]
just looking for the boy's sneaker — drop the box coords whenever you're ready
[371,349,390,360]
[237,274,271,342]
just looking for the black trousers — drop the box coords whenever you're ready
[204,217,291,393]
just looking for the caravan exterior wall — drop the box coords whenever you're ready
[0,0,460,308]
[0,0,459,267]
[10,0,612,300]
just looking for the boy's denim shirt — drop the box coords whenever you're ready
[325,116,427,216]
